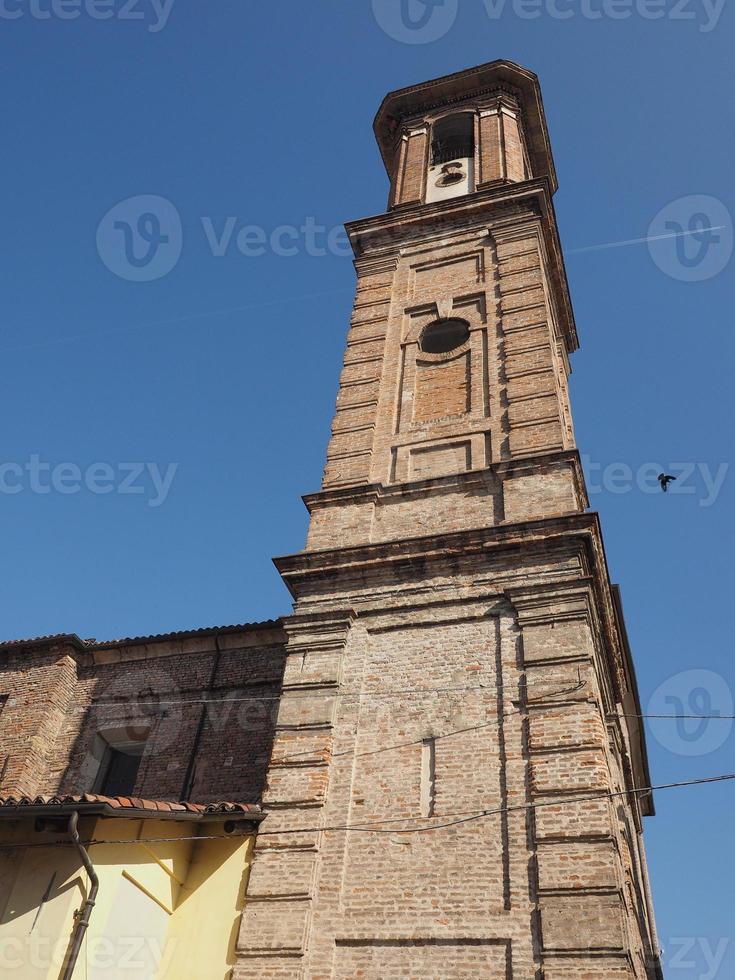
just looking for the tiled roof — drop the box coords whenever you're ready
[0,621,284,652]
[0,794,262,820]
[0,632,85,649]
[95,621,284,649]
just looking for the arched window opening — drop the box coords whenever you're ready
[431,114,475,166]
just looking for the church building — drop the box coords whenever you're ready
[0,60,662,980]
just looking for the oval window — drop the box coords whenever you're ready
[419,318,470,355]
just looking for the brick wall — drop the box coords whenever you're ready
[237,522,660,978]
[235,63,661,980]
[391,92,531,209]
[307,198,581,552]
[0,625,287,806]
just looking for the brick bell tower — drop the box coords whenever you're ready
[236,61,662,979]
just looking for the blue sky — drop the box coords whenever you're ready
[1,1,733,973]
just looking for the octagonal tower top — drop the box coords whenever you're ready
[374,60,557,209]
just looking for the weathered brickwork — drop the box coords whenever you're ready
[238,60,662,979]
[0,624,287,805]
[392,90,530,207]
[234,516,660,978]
[0,59,660,980]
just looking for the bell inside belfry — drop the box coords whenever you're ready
[427,113,475,203]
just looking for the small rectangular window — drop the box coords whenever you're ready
[96,740,145,797]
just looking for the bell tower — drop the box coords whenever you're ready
[236,61,662,980]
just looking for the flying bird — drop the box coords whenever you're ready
[658,473,677,492]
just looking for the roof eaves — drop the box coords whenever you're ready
[0,794,264,823]
[0,620,285,653]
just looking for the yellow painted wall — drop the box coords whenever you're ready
[0,819,91,979]
[0,818,255,980]
[161,835,254,980]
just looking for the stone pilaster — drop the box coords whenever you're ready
[392,126,429,208]
[509,587,656,979]
[235,610,354,978]
[477,93,529,188]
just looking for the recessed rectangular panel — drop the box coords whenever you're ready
[411,252,484,297]
[409,440,471,480]
[340,620,507,922]
[413,353,470,423]
[335,939,510,978]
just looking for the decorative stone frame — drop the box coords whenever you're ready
[416,327,472,364]
[424,107,478,197]
[389,293,492,483]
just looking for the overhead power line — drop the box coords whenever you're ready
[60,689,735,769]
[66,688,735,720]
[70,684,492,709]
[257,771,735,838]
[0,771,733,850]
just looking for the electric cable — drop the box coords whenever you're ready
[0,770,732,849]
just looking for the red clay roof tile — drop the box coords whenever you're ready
[0,795,261,819]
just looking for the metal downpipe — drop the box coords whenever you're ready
[61,810,99,980]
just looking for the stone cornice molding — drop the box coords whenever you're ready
[302,449,588,514]
[353,254,398,277]
[276,514,625,693]
[400,81,524,126]
[281,609,356,653]
[477,91,522,117]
